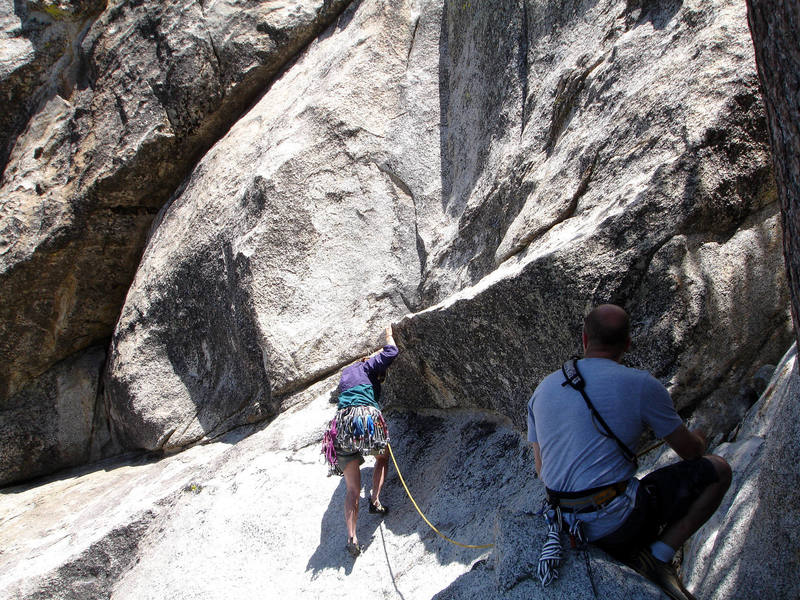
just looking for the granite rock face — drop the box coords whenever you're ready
[683,344,800,600]
[0,0,793,494]
[0,379,676,600]
[0,0,353,401]
[746,0,800,352]
[0,0,106,172]
[434,511,666,600]
[0,345,112,487]
[2,0,798,596]
[0,390,542,600]
[0,0,353,480]
[105,0,440,450]
[105,0,792,454]
[384,0,793,437]
[5,350,795,599]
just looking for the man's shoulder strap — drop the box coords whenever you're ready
[561,357,637,466]
[561,357,584,390]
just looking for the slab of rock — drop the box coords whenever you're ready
[104,0,442,451]
[0,386,540,599]
[0,444,228,600]
[683,344,800,600]
[0,0,353,484]
[388,212,790,437]
[0,0,353,401]
[106,0,791,459]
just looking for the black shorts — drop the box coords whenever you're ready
[594,458,719,561]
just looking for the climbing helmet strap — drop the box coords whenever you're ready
[561,358,637,466]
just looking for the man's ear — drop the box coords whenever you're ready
[582,330,589,351]
[624,336,632,353]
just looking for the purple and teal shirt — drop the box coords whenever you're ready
[337,344,399,410]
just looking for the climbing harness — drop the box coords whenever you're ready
[546,480,629,512]
[322,405,390,477]
[386,442,494,550]
[537,500,602,594]
[537,479,630,582]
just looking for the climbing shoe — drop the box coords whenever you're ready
[629,549,696,600]
[346,537,363,558]
[368,500,389,516]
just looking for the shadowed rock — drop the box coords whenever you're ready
[683,344,800,600]
[0,345,111,487]
[433,511,666,600]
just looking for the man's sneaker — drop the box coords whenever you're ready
[369,500,389,516]
[629,549,696,600]
[346,537,363,557]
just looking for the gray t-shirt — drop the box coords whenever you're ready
[527,358,682,539]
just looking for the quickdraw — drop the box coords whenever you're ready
[321,405,390,476]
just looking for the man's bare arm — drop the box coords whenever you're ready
[663,425,706,460]
[532,442,542,478]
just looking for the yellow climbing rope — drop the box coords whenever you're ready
[386,442,494,550]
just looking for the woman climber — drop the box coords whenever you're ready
[322,325,399,557]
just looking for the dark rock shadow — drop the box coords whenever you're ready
[305,466,384,576]
[426,0,690,303]
[0,450,158,496]
[306,410,542,577]
[624,0,684,31]
[430,1,533,300]
[105,237,275,451]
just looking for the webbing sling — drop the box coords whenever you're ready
[561,357,638,466]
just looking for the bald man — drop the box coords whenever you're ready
[527,305,731,600]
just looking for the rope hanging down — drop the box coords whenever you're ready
[386,443,494,550]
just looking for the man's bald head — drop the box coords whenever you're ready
[583,304,631,359]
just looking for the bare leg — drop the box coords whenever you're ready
[659,454,732,550]
[371,453,389,506]
[343,460,361,542]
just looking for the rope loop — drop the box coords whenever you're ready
[537,505,564,586]
[387,443,494,550]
